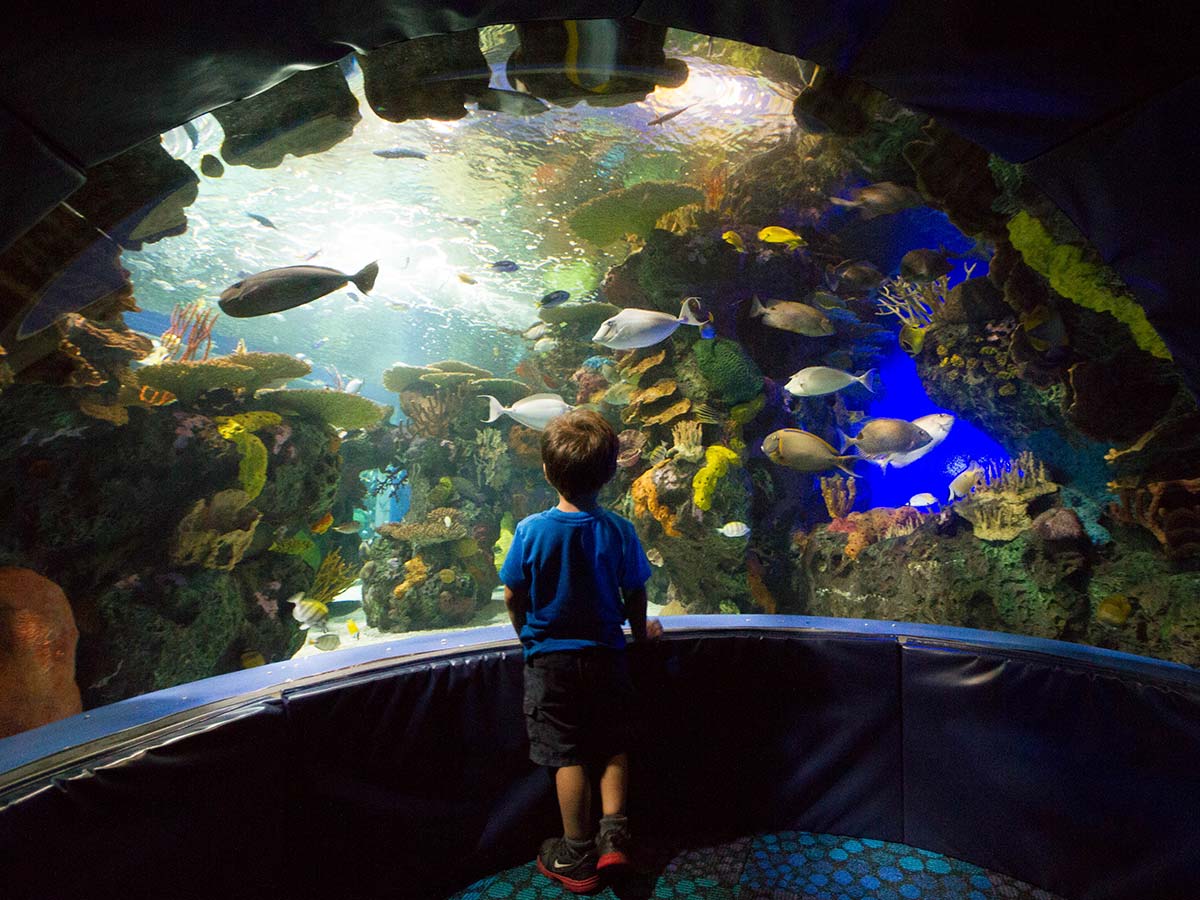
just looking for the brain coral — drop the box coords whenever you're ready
[692,338,763,405]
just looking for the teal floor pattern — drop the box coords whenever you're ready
[447,831,1063,900]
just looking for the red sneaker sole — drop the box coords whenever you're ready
[597,850,630,871]
[536,858,600,893]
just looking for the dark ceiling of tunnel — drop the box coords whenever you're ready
[0,1,1197,387]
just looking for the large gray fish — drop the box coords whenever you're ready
[839,418,931,456]
[865,413,955,472]
[829,181,924,219]
[469,88,549,116]
[749,296,835,336]
[219,262,379,318]
[761,429,859,477]
[592,298,710,350]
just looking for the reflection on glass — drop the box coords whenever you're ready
[0,22,1195,742]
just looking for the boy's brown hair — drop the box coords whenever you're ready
[541,409,619,502]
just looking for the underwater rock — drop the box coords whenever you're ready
[1107,478,1200,560]
[1104,408,1200,489]
[903,122,1009,242]
[0,568,82,739]
[939,276,1010,325]
[1065,356,1182,444]
[214,65,361,168]
[360,31,489,123]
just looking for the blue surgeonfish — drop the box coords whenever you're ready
[219,262,379,318]
[592,298,711,350]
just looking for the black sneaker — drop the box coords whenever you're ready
[595,821,632,874]
[537,837,599,894]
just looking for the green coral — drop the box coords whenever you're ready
[567,181,703,245]
[494,511,515,570]
[382,363,432,393]
[260,389,391,430]
[692,445,740,512]
[220,426,269,500]
[472,427,512,490]
[692,338,763,405]
[1007,211,1170,359]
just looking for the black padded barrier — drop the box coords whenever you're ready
[1,623,1198,899]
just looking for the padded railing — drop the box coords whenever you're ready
[1,616,1197,899]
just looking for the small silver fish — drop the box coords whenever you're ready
[592,299,710,350]
[373,147,427,160]
[908,492,938,508]
[344,378,363,394]
[469,88,550,116]
[648,104,692,126]
[785,367,879,397]
[716,522,750,538]
[331,522,362,534]
[481,393,574,431]
[311,633,341,651]
[829,182,924,219]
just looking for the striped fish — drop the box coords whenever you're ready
[286,593,329,630]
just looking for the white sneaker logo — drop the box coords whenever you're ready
[553,860,573,869]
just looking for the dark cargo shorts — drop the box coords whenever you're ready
[523,648,635,768]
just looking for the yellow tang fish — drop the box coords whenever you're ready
[457,273,477,285]
[756,226,806,249]
[722,230,746,252]
[347,619,360,639]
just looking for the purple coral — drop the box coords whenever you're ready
[268,423,293,455]
[254,591,279,619]
[172,412,211,450]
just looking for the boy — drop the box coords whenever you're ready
[500,409,662,894]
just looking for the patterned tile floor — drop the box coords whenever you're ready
[448,831,1063,899]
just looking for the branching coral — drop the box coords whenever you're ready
[1007,211,1170,359]
[632,464,681,537]
[162,300,218,362]
[820,476,857,519]
[692,445,740,512]
[953,451,1058,541]
[398,390,453,439]
[669,420,705,463]
[309,548,360,605]
[1108,478,1200,560]
[471,427,512,490]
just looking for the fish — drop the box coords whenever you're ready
[346,619,360,639]
[785,366,879,397]
[346,292,361,303]
[311,512,334,534]
[246,212,277,229]
[717,521,751,538]
[302,248,323,262]
[457,273,477,285]
[1020,304,1069,352]
[829,260,884,292]
[539,290,571,308]
[722,231,746,252]
[592,298,711,350]
[648,104,692,126]
[899,322,927,355]
[199,154,224,178]
[469,87,550,116]
[219,262,379,318]
[287,593,330,630]
[481,392,574,430]
[908,492,938,508]
[948,463,985,501]
[331,521,362,534]
[900,248,953,282]
[533,337,559,355]
[602,382,636,406]
[311,633,342,651]
[761,429,859,477]
[312,337,330,349]
[756,226,806,249]
[343,378,363,395]
[645,548,664,567]
[239,651,266,669]
[865,413,955,471]
[829,181,924,219]
[808,291,847,310]
[372,147,427,160]
[491,260,520,272]
[840,418,932,456]
[387,301,410,311]
[749,296,835,336]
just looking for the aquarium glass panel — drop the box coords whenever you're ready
[0,22,1195,741]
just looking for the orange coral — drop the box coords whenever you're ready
[827,507,923,560]
[745,553,777,614]
[819,476,857,519]
[631,464,681,537]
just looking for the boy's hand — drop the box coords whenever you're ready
[645,618,663,640]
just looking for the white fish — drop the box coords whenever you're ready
[592,299,710,350]
[947,463,985,501]
[481,392,574,431]
[867,413,956,472]
[533,338,559,355]
[716,522,751,538]
[343,378,363,394]
[785,367,879,397]
[908,492,938,508]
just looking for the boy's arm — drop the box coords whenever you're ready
[622,585,662,641]
[504,585,530,638]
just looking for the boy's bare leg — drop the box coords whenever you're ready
[598,752,628,817]
[555,765,593,840]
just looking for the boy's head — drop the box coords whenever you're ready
[541,409,619,503]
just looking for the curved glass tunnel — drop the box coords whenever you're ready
[0,22,1196,748]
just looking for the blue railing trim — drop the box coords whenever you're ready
[1,616,1194,777]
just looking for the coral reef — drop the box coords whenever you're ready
[691,338,763,405]
[377,507,470,547]
[819,476,857,519]
[139,352,312,404]
[260,389,390,430]
[692,445,739,512]
[308,548,359,605]
[471,427,512,490]
[173,489,263,571]
[825,506,924,561]
[952,452,1058,541]
[632,464,681,537]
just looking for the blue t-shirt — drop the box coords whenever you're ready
[499,505,653,658]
